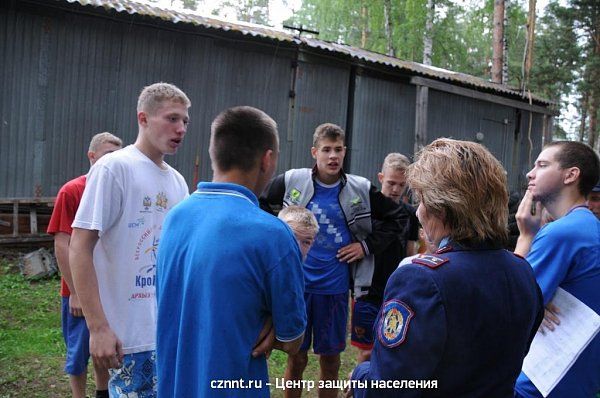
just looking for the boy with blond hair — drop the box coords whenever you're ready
[278,205,319,260]
[70,83,191,397]
[48,132,122,398]
[351,153,420,363]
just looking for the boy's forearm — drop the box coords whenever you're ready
[69,228,110,331]
[54,232,76,293]
[514,235,534,258]
[273,334,304,355]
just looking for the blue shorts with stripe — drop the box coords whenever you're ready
[350,298,380,350]
[300,291,349,355]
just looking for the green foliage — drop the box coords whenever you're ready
[530,1,581,102]
[0,262,63,360]
[0,258,79,397]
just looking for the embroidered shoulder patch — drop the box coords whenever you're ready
[412,254,449,269]
[289,188,301,203]
[377,299,414,348]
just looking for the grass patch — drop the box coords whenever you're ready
[0,256,83,397]
[0,254,359,397]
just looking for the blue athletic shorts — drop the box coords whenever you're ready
[350,299,380,350]
[61,296,90,375]
[300,292,349,355]
[109,350,157,398]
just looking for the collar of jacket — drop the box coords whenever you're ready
[311,165,348,186]
[436,239,503,254]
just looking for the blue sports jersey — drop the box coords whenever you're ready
[156,182,306,398]
[305,180,352,294]
[516,207,600,398]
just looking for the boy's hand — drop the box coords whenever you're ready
[539,303,561,335]
[69,293,84,317]
[516,190,543,238]
[337,243,365,263]
[252,316,274,358]
[90,326,123,369]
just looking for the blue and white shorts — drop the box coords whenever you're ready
[109,350,156,398]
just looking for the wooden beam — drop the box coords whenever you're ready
[0,235,53,245]
[414,85,429,153]
[30,208,38,235]
[12,203,19,237]
[0,197,55,205]
[410,76,556,116]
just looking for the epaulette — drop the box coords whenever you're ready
[435,245,453,254]
[412,254,449,269]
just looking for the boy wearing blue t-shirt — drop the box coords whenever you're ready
[156,106,306,398]
[515,141,600,398]
[263,123,407,398]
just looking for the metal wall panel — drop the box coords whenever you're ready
[1,3,293,196]
[1,1,550,199]
[514,111,545,191]
[176,39,292,184]
[0,6,45,197]
[42,12,125,197]
[287,58,350,172]
[349,74,416,183]
[427,89,523,191]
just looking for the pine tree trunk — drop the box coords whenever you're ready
[523,0,536,89]
[589,92,597,149]
[361,3,368,49]
[579,91,588,142]
[384,0,395,57]
[492,0,505,83]
[588,23,600,150]
[423,0,434,65]
[502,0,509,83]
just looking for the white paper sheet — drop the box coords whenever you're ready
[522,287,600,397]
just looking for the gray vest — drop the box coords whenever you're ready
[283,168,374,298]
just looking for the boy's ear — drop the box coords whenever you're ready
[259,149,274,173]
[563,166,580,186]
[137,111,148,126]
[311,146,318,159]
[378,172,384,184]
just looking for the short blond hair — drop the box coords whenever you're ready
[381,153,411,173]
[312,123,345,147]
[137,82,191,114]
[406,138,508,244]
[88,132,122,152]
[278,205,319,236]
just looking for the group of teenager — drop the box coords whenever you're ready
[48,82,599,398]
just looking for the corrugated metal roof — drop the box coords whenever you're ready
[60,0,553,105]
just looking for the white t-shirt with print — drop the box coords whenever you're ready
[73,144,189,354]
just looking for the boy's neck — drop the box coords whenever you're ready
[134,139,166,169]
[545,187,587,220]
[315,170,341,185]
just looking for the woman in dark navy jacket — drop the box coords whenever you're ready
[349,138,544,398]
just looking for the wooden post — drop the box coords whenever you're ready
[12,202,19,237]
[492,0,505,84]
[414,85,429,154]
